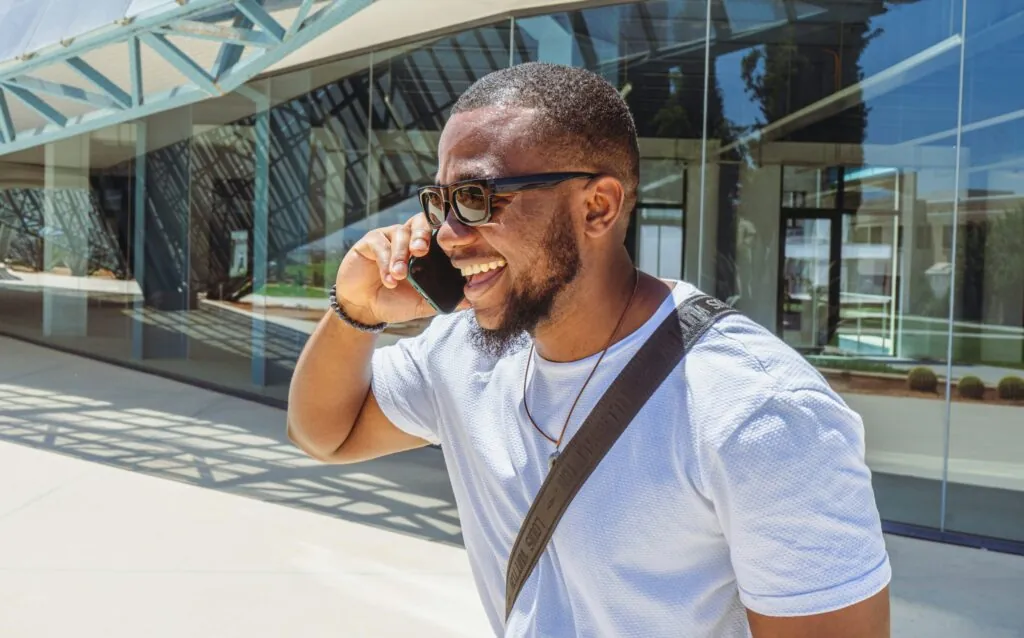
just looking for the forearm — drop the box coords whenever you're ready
[286,310,378,459]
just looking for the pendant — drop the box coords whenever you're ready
[548,450,560,469]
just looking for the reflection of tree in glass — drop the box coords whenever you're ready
[711,14,882,312]
[958,206,1024,326]
[738,21,882,146]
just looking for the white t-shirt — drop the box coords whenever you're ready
[371,281,891,637]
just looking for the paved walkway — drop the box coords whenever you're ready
[1,336,1022,637]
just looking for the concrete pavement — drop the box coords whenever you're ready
[0,335,1022,637]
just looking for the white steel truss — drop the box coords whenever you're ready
[0,0,372,155]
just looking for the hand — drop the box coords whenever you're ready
[334,213,439,325]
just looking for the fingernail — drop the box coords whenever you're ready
[411,239,427,251]
[392,261,407,275]
[384,274,396,287]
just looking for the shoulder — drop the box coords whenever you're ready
[676,287,861,458]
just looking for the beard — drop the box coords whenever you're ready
[469,209,581,358]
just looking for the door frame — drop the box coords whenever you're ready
[776,208,845,352]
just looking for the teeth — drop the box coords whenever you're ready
[461,259,506,277]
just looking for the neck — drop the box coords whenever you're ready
[532,250,672,363]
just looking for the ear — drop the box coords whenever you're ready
[581,175,626,239]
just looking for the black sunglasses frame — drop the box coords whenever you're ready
[417,171,598,228]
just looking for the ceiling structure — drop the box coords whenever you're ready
[0,0,373,155]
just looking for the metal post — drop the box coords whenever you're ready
[251,96,270,387]
[132,121,147,360]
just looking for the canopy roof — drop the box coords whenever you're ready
[0,0,371,154]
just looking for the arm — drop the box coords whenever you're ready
[286,309,429,464]
[747,586,890,637]
[286,214,438,464]
[703,387,892,634]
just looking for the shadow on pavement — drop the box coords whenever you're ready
[0,340,464,547]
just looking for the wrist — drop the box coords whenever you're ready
[329,285,388,333]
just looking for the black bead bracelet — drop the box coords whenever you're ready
[328,284,389,334]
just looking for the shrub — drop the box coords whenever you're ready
[907,366,938,393]
[997,376,1024,401]
[957,375,985,400]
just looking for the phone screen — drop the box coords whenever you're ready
[407,231,466,314]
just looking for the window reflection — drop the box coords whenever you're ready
[515,1,708,280]
[709,0,969,531]
[0,0,1020,546]
[944,1,1024,542]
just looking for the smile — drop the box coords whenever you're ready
[459,259,507,277]
[461,259,507,300]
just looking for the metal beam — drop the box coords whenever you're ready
[286,0,318,39]
[0,0,372,155]
[1,83,68,127]
[218,0,372,94]
[66,57,132,109]
[235,0,285,43]
[0,83,206,154]
[0,0,230,82]
[4,75,125,111]
[160,19,278,48]
[129,36,144,107]
[251,105,270,386]
[138,32,221,95]
[132,120,147,361]
[0,89,14,142]
[212,10,254,82]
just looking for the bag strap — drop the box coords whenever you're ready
[504,293,738,622]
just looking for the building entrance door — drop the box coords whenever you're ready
[779,211,841,353]
[777,165,903,356]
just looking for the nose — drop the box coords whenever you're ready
[436,209,477,254]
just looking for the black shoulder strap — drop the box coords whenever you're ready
[505,294,737,622]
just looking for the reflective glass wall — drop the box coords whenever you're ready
[0,0,1022,546]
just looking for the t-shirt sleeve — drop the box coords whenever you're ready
[702,387,892,617]
[370,332,442,446]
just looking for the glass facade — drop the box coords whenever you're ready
[1,0,1022,546]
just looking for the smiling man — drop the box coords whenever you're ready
[286,62,891,637]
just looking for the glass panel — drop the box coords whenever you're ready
[945,1,1024,543]
[637,159,686,280]
[0,0,46,62]
[23,0,132,55]
[839,206,900,357]
[781,217,832,352]
[0,124,137,360]
[514,1,709,282]
[125,0,177,18]
[368,23,514,337]
[710,0,967,530]
[260,55,374,395]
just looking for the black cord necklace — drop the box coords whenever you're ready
[522,268,640,470]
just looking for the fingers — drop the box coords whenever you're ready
[390,225,410,281]
[359,228,398,288]
[407,213,433,256]
[351,215,433,290]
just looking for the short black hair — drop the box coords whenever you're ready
[451,62,640,215]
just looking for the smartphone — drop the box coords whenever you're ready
[407,230,466,314]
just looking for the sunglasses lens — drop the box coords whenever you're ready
[420,190,445,226]
[453,185,488,224]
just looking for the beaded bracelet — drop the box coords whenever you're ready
[328,284,388,334]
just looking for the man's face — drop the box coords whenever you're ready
[434,107,585,357]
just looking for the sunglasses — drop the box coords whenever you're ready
[417,171,599,228]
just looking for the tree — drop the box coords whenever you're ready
[982,207,1024,325]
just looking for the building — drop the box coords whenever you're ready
[0,0,1021,551]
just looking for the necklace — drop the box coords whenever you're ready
[522,268,640,470]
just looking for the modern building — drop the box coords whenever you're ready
[0,0,1022,551]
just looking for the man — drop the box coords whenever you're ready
[287,62,891,637]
